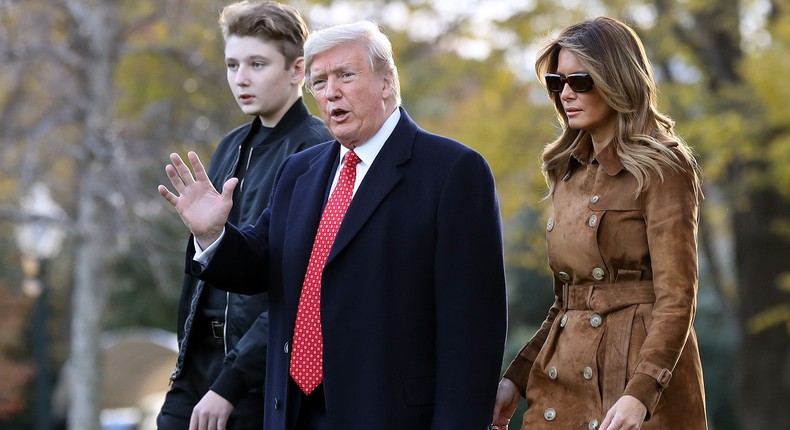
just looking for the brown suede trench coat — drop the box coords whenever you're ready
[504,138,707,429]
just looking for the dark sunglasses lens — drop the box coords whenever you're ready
[567,74,594,92]
[545,75,564,92]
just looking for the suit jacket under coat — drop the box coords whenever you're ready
[193,108,508,429]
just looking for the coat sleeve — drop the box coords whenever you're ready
[210,311,269,404]
[431,149,508,429]
[623,162,700,416]
[192,215,271,295]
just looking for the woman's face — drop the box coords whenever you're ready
[555,48,617,145]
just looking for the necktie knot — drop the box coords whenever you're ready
[344,150,361,170]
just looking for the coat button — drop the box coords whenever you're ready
[591,267,605,280]
[560,314,568,328]
[590,314,602,327]
[274,397,280,410]
[544,408,556,421]
[548,366,558,380]
[588,418,599,429]
[583,366,594,380]
[591,195,600,204]
[546,217,555,231]
[283,342,290,354]
[588,214,598,227]
[558,271,571,282]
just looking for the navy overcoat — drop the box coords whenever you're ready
[194,108,507,429]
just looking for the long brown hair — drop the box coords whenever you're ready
[536,16,701,198]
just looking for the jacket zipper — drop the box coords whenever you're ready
[222,144,254,355]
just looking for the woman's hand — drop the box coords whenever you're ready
[600,395,647,430]
[491,378,520,429]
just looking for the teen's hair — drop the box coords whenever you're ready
[535,16,701,198]
[219,1,308,68]
[303,20,402,106]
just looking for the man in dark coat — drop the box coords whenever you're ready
[159,20,507,430]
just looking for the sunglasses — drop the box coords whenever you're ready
[544,73,595,93]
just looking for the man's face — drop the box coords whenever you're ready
[308,41,392,148]
[225,35,303,127]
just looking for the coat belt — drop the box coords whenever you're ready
[561,281,655,414]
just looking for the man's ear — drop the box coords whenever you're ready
[291,57,305,85]
[381,72,394,99]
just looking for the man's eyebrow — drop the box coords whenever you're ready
[225,54,270,62]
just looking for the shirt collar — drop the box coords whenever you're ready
[338,108,401,167]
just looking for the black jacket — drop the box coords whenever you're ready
[170,99,331,404]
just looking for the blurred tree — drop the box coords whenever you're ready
[0,281,33,423]
[0,0,240,428]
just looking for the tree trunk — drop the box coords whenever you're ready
[732,186,790,429]
[67,1,119,429]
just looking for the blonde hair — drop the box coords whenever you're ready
[536,16,701,198]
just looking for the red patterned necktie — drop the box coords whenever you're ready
[290,150,361,394]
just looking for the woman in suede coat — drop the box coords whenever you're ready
[493,17,707,430]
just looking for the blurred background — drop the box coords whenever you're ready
[0,0,788,429]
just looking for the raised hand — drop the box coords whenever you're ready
[158,151,238,249]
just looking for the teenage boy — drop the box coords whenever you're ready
[155,2,331,429]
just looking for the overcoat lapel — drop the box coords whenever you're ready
[284,142,341,289]
[326,110,417,263]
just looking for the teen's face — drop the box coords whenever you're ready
[225,36,303,126]
[308,41,393,148]
[556,48,617,143]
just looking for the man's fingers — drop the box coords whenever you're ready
[188,410,199,430]
[157,185,178,205]
[170,152,197,187]
[221,177,239,200]
[188,151,211,183]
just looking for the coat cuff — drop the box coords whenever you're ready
[503,346,537,397]
[623,361,672,418]
[209,365,249,406]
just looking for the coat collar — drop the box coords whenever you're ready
[327,107,415,262]
[563,135,625,179]
[245,98,313,148]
